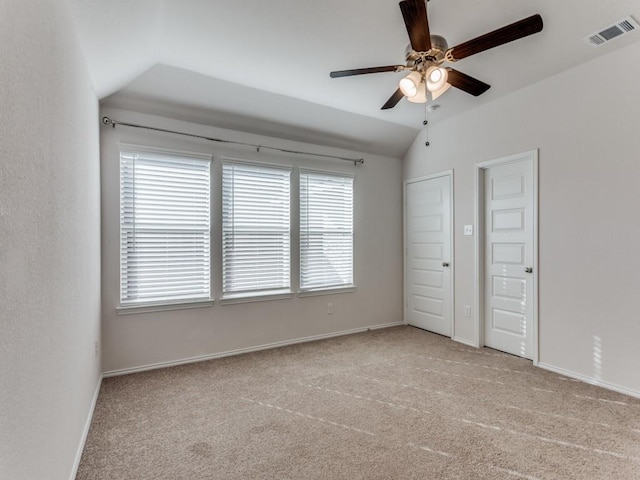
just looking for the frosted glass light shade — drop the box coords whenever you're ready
[431,82,451,100]
[407,82,427,103]
[399,71,422,98]
[426,66,448,92]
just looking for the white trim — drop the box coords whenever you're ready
[449,171,455,339]
[102,322,404,378]
[403,179,408,324]
[298,170,354,293]
[403,170,455,338]
[117,299,214,315]
[538,362,640,400]
[452,336,477,348]
[68,375,102,480]
[474,150,539,363]
[473,164,482,349]
[119,148,212,310]
[532,151,539,366]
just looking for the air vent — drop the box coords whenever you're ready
[584,16,639,47]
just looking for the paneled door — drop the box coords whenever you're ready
[483,157,534,358]
[405,173,453,337]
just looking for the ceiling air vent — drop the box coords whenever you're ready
[584,16,639,47]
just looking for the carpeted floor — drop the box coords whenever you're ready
[76,326,640,479]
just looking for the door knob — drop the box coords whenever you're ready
[442,262,450,267]
[525,267,533,273]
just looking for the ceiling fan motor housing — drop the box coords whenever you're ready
[427,35,449,59]
[405,34,449,68]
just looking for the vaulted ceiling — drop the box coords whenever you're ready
[69,0,640,157]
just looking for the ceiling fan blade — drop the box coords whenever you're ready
[399,0,432,52]
[381,88,404,110]
[447,14,543,61]
[446,69,491,96]
[330,65,402,78]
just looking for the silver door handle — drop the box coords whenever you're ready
[442,262,450,267]
[525,267,533,273]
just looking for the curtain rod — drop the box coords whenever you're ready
[101,117,365,166]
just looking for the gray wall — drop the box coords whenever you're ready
[403,39,640,397]
[100,108,403,373]
[0,1,102,479]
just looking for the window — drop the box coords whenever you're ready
[120,148,211,307]
[300,171,354,291]
[222,162,291,297]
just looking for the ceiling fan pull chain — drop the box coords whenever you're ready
[424,101,430,147]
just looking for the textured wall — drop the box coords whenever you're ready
[403,40,640,397]
[0,1,102,479]
[99,108,403,373]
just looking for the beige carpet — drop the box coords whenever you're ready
[77,326,640,479]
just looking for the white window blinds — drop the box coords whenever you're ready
[120,149,211,306]
[300,171,353,291]
[222,162,291,296]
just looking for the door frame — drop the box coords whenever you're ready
[474,150,539,365]
[403,170,455,336]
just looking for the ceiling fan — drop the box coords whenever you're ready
[330,0,543,110]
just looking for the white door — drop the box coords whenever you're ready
[483,158,534,358]
[405,174,452,337]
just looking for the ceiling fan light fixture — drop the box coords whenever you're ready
[426,66,448,92]
[407,81,427,103]
[399,71,422,98]
[431,82,451,100]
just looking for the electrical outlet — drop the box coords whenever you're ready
[464,225,473,236]
[327,303,334,315]
[94,341,100,357]
[464,306,471,318]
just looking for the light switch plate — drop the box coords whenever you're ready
[464,225,473,236]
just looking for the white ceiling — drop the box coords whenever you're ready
[69,0,640,157]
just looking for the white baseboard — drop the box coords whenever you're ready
[103,322,405,378]
[69,374,103,480]
[537,362,640,400]
[452,336,477,348]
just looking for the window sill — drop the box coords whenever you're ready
[117,299,214,316]
[220,290,294,305]
[298,286,356,297]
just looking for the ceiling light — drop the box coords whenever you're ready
[399,71,422,98]
[426,66,448,92]
[407,81,427,104]
[431,82,451,101]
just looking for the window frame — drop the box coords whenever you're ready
[220,158,293,303]
[115,145,358,313]
[117,144,213,314]
[299,168,355,295]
